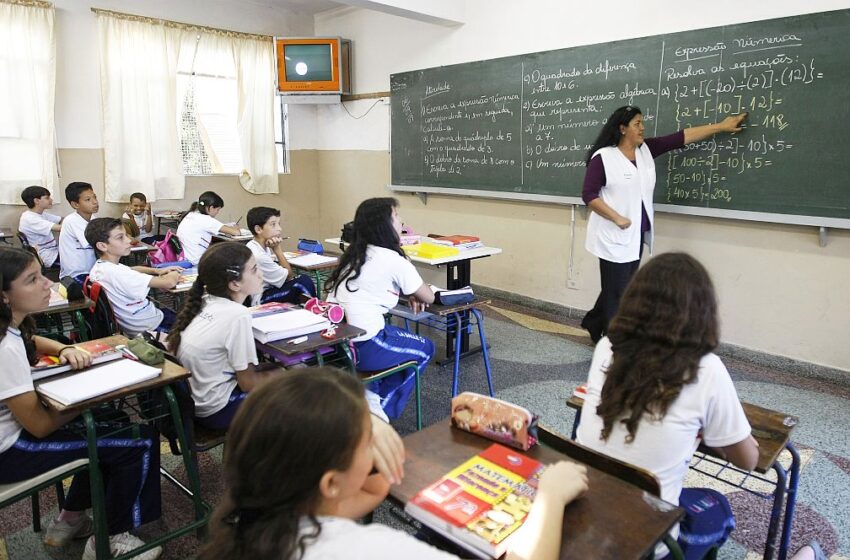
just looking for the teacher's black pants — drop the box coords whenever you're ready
[581,238,644,343]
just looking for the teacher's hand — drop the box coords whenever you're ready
[718,112,748,133]
[614,216,632,230]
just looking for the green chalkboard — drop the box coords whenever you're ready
[390,9,850,227]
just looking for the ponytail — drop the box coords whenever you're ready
[166,279,205,354]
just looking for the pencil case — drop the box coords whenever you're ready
[451,392,539,451]
[297,239,324,254]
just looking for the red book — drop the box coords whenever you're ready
[428,234,481,246]
[405,444,543,558]
[249,302,297,318]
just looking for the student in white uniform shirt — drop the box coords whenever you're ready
[120,192,158,244]
[84,218,182,337]
[176,191,242,265]
[58,182,99,283]
[576,252,758,558]
[326,198,437,421]
[18,186,63,268]
[0,247,163,560]
[199,367,589,560]
[245,206,316,305]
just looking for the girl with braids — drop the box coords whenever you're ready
[176,190,242,265]
[199,367,588,560]
[576,252,758,557]
[0,247,163,559]
[326,198,435,420]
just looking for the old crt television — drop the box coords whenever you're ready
[275,37,351,97]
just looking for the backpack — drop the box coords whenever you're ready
[81,278,120,340]
[149,229,184,266]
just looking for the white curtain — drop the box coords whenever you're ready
[232,36,278,194]
[97,14,185,202]
[0,1,56,204]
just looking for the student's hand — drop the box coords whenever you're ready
[266,236,283,248]
[145,202,152,214]
[58,347,92,370]
[538,461,588,505]
[370,414,405,484]
[408,295,427,314]
[160,266,184,275]
[614,216,632,230]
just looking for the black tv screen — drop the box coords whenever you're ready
[284,44,332,82]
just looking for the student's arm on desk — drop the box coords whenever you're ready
[34,335,91,370]
[5,392,77,438]
[712,435,760,471]
[506,461,589,560]
[218,224,242,236]
[406,283,435,313]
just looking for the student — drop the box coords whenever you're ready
[121,192,156,244]
[0,247,162,560]
[576,252,759,556]
[58,182,99,283]
[176,191,241,265]
[246,206,316,305]
[18,185,63,268]
[166,242,279,430]
[199,367,589,560]
[84,218,181,337]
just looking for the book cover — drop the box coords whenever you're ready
[48,287,68,308]
[428,234,481,246]
[32,340,124,380]
[406,444,543,558]
[249,301,297,318]
[573,383,588,399]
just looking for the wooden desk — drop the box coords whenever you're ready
[33,286,92,342]
[212,231,252,243]
[285,252,339,296]
[36,335,209,559]
[153,211,181,236]
[256,323,366,372]
[392,419,683,560]
[566,396,800,560]
[0,227,13,244]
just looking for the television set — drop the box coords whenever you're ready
[275,37,351,101]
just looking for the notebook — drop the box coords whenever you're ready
[252,308,330,343]
[37,359,161,406]
[288,253,339,267]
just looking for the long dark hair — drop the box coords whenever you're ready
[187,190,224,216]
[198,367,368,560]
[0,247,40,364]
[585,105,643,164]
[326,197,403,296]
[167,242,252,354]
[596,252,719,442]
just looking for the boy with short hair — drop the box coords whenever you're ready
[246,206,316,305]
[18,185,63,268]
[84,218,182,337]
[122,192,156,244]
[58,182,100,282]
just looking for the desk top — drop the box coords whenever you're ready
[36,335,189,413]
[0,227,12,238]
[393,419,682,560]
[35,284,92,315]
[566,396,797,474]
[213,232,253,242]
[395,296,491,319]
[130,242,156,253]
[258,323,366,355]
[324,238,502,266]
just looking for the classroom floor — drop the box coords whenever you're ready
[2,298,848,559]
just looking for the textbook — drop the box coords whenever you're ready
[252,308,330,343]
[427,234,481,247]
[48,286,68,308]
[405,444,543,559]
[249,301,296,318]
[32,339,125,380]
[573,383,588,399]
[175,267,198,290]
[37,359,161,406]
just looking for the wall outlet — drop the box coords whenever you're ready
[567,278,580,290]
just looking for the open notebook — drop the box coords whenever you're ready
[37,359,161,406]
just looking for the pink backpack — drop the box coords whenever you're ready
[149,229,184,266]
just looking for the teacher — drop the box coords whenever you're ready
[580,105,747,342]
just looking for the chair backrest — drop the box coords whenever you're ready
[538,424,662,496]
[81,279,120,340]
[16,231,31,249]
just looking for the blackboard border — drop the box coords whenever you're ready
[388,184,850,229]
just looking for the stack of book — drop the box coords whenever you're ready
[427,234,483,250]
[251,306,330,343]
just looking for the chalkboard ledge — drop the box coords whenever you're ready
[388,184,583,206]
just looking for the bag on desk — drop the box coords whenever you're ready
[59,276,85,301]
[127,335,164,366]
[341,221,355,244]
[433,285,475,306]
[297,239,324,254]
[451,392,539,451]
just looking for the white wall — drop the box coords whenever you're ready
[313,0,850,371]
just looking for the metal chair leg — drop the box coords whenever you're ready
[471,308,494,397]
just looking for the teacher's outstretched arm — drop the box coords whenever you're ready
[683,112,748,144]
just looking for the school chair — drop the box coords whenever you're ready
[359,360,422,430]
[0,459,89,534]
[17,231,60,282]
[537,425,716,560]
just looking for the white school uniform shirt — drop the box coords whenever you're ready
[576,337,752,507]
[59,212,97,279]
[328,245,424,342]
[0,328,34,454]
[176,211,224,265]
[246,239,288,288]
[585,143,656,263]
[176,295,258,417]
[122,212,148,241]
[299,516,458,560]
[19,210,61,267]
[89,260,163,337]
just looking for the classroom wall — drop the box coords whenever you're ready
[311,0,850,372]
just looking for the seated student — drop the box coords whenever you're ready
[199,367,589,560]
[58,182,99,283]
[326,197,436,420]
[576,252,759,557]
[245,206,316,305]
[18,185,63,269]
[121,192,158,245]
[84,218,181,338]
[0,247,162,560]
[175,191,241,265]
[166,242,281,430]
